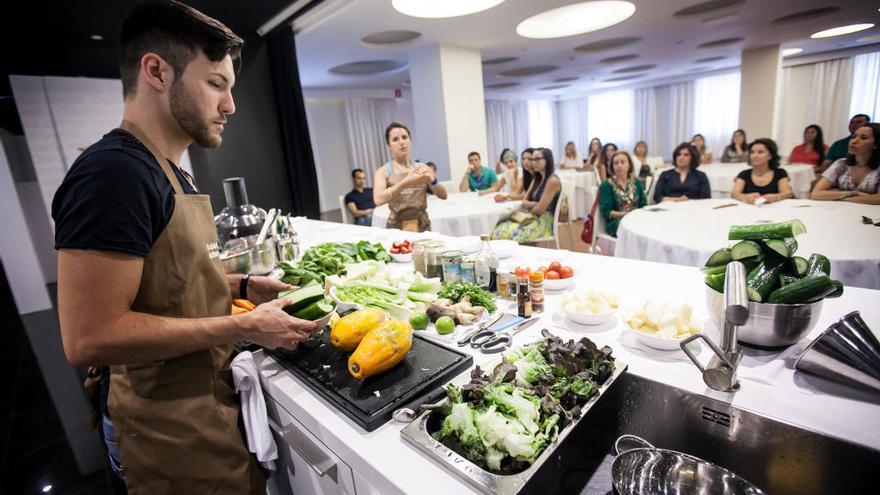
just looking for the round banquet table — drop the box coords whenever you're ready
[614,198,880,289]
[557,169,599,219]
[371,192,522,237]
[692,162,816,200]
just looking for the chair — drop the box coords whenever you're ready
[645,174,658,205]
[588,185,617,255]
[532,190,568,250]
[338,195,353,224]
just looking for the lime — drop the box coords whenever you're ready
[435,316,455,335]
[410,312,429,330]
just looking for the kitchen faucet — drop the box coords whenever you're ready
[681,261,749,392]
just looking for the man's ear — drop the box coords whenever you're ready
[140,53,175,93]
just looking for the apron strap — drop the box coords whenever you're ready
[119,120,185,195]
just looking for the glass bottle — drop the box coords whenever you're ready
[475,235,499,291]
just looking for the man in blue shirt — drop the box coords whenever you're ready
[821,113,870,172]
[344,168,376,225]
[458,151,498,192]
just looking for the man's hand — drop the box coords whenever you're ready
[247,276,293,305]
[238,296,319,350]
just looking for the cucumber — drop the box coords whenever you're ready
[731,240,762,261]
[764,238,797,258]
[806,253,831,277]
[705,273,725,293]
[767,275,833,304]
[280,281,326,314]
[746,261,784,303]
[790,256,809,277]
[701,264,728,276]
[728,219,807,240]
[705,248,732,267]
[293,300,335,320]
[827,280,844,298]
[780,274,799,286]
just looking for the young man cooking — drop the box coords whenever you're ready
[52,1,317,493]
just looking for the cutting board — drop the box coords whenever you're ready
[268,330,473,432]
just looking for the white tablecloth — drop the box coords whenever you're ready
[615,198,880,289]
[694,162,816,199]
[557,169,599,219]
[371,192,521,237]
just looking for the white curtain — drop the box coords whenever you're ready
[527,100,558,154]
[343,98,398,185]
[693,71,741,159]
[850,52,880,121]
[587,89,635,151]
[633,87,658,157]
[485,99,530,162]
[554,98,589,160]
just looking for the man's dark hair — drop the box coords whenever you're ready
[852,114,871,123]
[351,168,364,179]
[120,0,244,98]
[426,162,437,169]
[468,151,481,160]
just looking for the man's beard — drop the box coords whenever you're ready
[170,81,222,149]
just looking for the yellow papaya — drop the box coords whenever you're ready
[348,320,413,379]
[330,308,385,350]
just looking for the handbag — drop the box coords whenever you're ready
[509,210,536,225]
[581,195,600,243]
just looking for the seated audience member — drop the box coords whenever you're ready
[482,149,522,196]
[632,140,652,180]
[559,141,582,169]
[721,129,748,163]
[691,133,713,164]
[600,142,617,182]
[345,168,375,226]
[822,114,871,173]
[459,151,498,192]
[654,143,711,202]
[788,124,827,168]
[424,162,448,198]
[495,148,512,175]
[599,151,647,237]
[492,148,561,242]
[732,138,792,204]
[496,148,535,202]
[584,137,603,172]
[811,123,880,204]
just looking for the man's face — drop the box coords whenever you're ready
[353,171,366,189]
[850,116,869,135]
[468,154,482,174]
[170,51,236,148]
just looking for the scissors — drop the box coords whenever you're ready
[470,318,539,354]
[456,313,505,347]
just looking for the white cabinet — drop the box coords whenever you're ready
[265,397,357,495]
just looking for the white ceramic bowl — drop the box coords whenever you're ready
[489,240,517,259]
[625,323,692,351]
[328,286,363,314]
[544,276,575,291]
[390,251,413,263]
[451,236,481,254]
[312,307,337,329]
[561,303,616,325]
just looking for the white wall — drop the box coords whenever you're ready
[304,99,354,213]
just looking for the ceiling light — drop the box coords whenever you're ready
[811,23,874,39]
[41,486,53,493]
[90,34,103,41]
[782,48,803,57]
[392,0,506,19]
[517,1,636,39]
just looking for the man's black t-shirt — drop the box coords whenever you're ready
[343,187,375,211]
[52,129,197,257]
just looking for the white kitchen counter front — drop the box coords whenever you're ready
[257,219,880,495]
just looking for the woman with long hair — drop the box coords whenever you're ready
[598,151,647,237]
[560,141,582,169]
[492,147,562,242]
[600,142,617,182]
[372,122,445,231]
[495,147,512,174]
[691,133,713,164]
[812,123,880,204]
[721,129,748,163]
[584,137,603,174]
[732,138,791,204]
[788,124,827,169]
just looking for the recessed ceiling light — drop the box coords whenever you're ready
[613,64,657,73]
[483,57,518,65]
[392,0,506,19]
[516,1,636,40]
[361,30,421,45]
[90,34,103,41]
[328,60,406,75]
[697,37,744,48]
[782,48,803,57]
[574,36,642,53]
[499,65,559,77]
[674,0,745,17]
[602,74,645,82]
[772,7,841,25]
[599,53,640,64]
[486,82,521,89]
[554,76,579,82]
[540,84,570,91]
[811,23,874,39]
[695,56,726,63]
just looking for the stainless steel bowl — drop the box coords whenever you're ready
[705,284,823,348]
[220,249,253,274]
[250,238,277,275]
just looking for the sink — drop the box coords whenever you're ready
[518,373,879,495]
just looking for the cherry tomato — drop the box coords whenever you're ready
[392,242,402,249]
[515,266,531,277]
[545,270,560,280]
[548,261,562,273]
[390,248,400,254]
[559,266,574,279]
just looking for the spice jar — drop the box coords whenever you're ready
[516,267,532,318]
[496,267,510,299]
[425,240,445,279]
[529,269,545,313]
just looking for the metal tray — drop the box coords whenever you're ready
[400,360,628,494]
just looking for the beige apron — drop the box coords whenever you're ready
[107,121,263,494]
[385,160,431,232]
